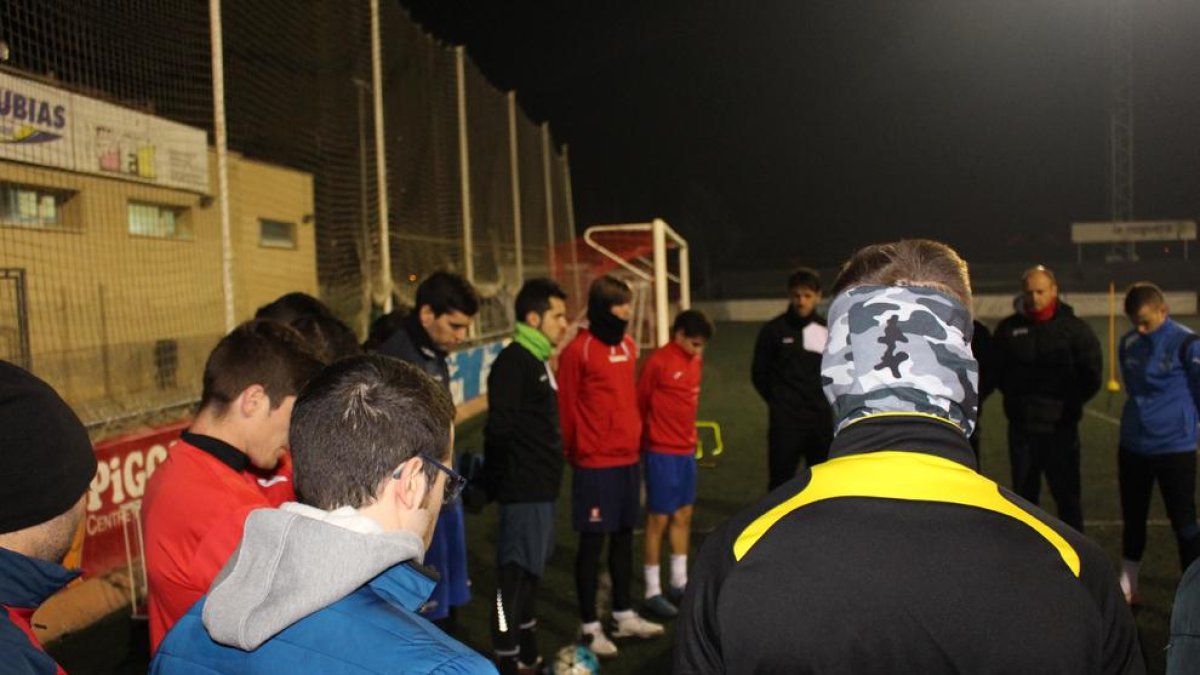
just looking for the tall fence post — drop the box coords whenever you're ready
[508,92,524,285]
[541,123,556,274]
[456,46,475,287]
[561,144,581,305]
[370,0,393,313]
[209,0,235,331]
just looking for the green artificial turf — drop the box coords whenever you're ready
[452,318,1199,674]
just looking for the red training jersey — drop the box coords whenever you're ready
[638,341,703,455]
[557,328,641,468]
[141,434,294,652]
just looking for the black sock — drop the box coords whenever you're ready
[576,532,606,623]
[519,571,541,664]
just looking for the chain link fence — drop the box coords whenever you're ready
[0,0,578,429]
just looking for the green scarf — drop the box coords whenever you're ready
[513,322,553,361]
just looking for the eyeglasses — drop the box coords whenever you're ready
[413,452,467,505]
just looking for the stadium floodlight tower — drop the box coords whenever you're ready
[1108,0,1135,262]
[582,219,690,348]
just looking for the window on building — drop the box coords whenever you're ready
[128,202,190,239]
[0,184,77,230]
[259,218,296,249]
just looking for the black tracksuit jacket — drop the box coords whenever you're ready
[483,342,564,504]
[675,416,1143,675]
[993,302,1103,432]
[751,309,832,427]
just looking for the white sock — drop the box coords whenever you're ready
[612,609,636,622]
[581,621,603,635]
[1119,559,1140,602]
[644,564,662,598]
[670,554,688,589]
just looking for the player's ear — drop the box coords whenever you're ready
[394,456,427,510]
[237,384,267,418]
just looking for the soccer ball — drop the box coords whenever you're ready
[554,644,600,675]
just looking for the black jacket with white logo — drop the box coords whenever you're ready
[751,309,833,428]
[484,342,564,503]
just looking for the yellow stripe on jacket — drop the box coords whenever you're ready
[733,451,1080,577]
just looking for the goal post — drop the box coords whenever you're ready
[571,218,690,349]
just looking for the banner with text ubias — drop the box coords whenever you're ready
[0,71,209,192]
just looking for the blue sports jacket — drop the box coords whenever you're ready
[1119,318,1200,454]
[151,559,495,675]
[0,546,78,674]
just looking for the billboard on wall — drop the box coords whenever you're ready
[1071,220,1197,243]
[0,71,209,192]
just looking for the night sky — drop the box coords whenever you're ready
[398,1,1200,270]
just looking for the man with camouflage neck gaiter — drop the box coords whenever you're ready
[675,239,1142,675]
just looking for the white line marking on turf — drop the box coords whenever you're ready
[1084,408,1120,426]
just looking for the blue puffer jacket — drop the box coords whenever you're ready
[0,546,78,675]
[1119,318,1200,454]
[150,505,496,675]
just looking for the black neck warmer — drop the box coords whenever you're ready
[587,304,629,346]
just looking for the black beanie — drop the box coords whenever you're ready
[0,361,97,534]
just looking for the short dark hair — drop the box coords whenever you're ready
[788,268,821,293]
[255,292,360,361]
[416,271,479,318]
[1124,282,1166,317]
[289,355,455,510]
[199,320,325,416]
[254,292,331,326]
[515,278,567,323]
[362,308,409,352]
[292,313,362,363]
[672,309,714,340]
[588,275,632,314]
[831,239,972,308]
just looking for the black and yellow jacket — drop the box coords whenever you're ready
[674,416,1143,675]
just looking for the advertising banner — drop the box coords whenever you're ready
[0,71,209,192]
[82,420,187,580]
[448,339,506,404]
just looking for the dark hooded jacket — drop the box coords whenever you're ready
[993,301,1103,432]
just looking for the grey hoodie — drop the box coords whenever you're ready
[201,503,426,651]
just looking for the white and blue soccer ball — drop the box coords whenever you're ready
[554,644,600,675]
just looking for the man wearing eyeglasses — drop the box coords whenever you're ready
[151,355,496,674]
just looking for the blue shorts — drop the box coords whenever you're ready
[420,501,471,619]
[644,451,697,515]
[497,501,556,577]
[571,464,640,533]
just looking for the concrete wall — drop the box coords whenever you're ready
[229,158,318,320]
[0,150,316,422]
